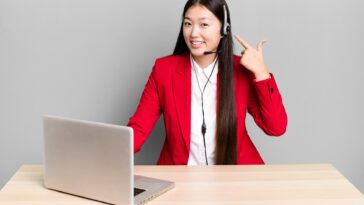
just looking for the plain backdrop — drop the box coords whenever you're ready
[0,0,363,193]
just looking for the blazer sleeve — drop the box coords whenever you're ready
[127,65,162,153]
[247,73,288,136]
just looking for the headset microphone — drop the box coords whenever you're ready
[203,51,218,55]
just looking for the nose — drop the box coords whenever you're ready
[190,25,200,38]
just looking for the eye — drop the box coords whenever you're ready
[201,23,209,28]
[183,21,192,27]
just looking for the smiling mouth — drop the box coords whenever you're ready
[190,41,204,48]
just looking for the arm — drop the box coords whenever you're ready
[127,65,162,153]
[247,73,287,136]
[233,35,287,136]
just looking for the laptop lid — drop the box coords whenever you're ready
[43,115,133,205]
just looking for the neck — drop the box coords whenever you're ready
[192,53,217,69]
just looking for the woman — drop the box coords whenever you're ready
[127,0,287,165]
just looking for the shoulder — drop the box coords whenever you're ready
[154,54,186,68]
[147,54,189,84]
[233,55,243,71]
[151,54,189,76]
[233,55,240,63]
[232,55,255,80]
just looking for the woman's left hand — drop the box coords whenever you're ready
[234,34,270,81]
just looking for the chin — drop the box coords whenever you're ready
[189,50,205,57]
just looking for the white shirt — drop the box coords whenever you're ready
[188,55,218,165]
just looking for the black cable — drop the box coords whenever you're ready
[192,57,218,165]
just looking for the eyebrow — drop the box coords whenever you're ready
[184,17,212,21]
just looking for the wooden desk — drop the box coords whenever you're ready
[0,164,363,205]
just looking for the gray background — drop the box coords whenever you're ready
[0,0,363,193]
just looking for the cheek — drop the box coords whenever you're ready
[203,25,221,41]
[182,29,190,42]
[183,26,191,37]
[204,30,221,44]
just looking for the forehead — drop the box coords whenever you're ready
[184,4,218,21]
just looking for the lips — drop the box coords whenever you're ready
[190,41,204,49]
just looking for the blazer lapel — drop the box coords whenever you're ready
[172,54,191,153]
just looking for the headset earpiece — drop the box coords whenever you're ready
[222,5,231,36]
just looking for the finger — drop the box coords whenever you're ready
[257,40,266,53]
[234,34,252,49]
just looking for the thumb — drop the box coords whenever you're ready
[257,40,267,53]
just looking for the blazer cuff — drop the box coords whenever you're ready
[253,73,280,102]
[252,72,272,83]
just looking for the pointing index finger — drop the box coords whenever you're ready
[234,34,251,49]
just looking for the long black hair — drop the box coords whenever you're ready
[173,0,237,164]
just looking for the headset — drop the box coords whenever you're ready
[196,2,231,165]
[204,4,231,55]
[222,4,231,36]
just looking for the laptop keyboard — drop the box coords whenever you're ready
[134,187,146,196]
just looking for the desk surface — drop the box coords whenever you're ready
[0,164,363,205]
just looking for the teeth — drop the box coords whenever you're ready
[191,41,203,45]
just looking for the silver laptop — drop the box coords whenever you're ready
[43,115,174,205]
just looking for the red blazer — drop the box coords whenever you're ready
[128,54,287,165]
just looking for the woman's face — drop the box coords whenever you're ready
[183,4,222,57]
